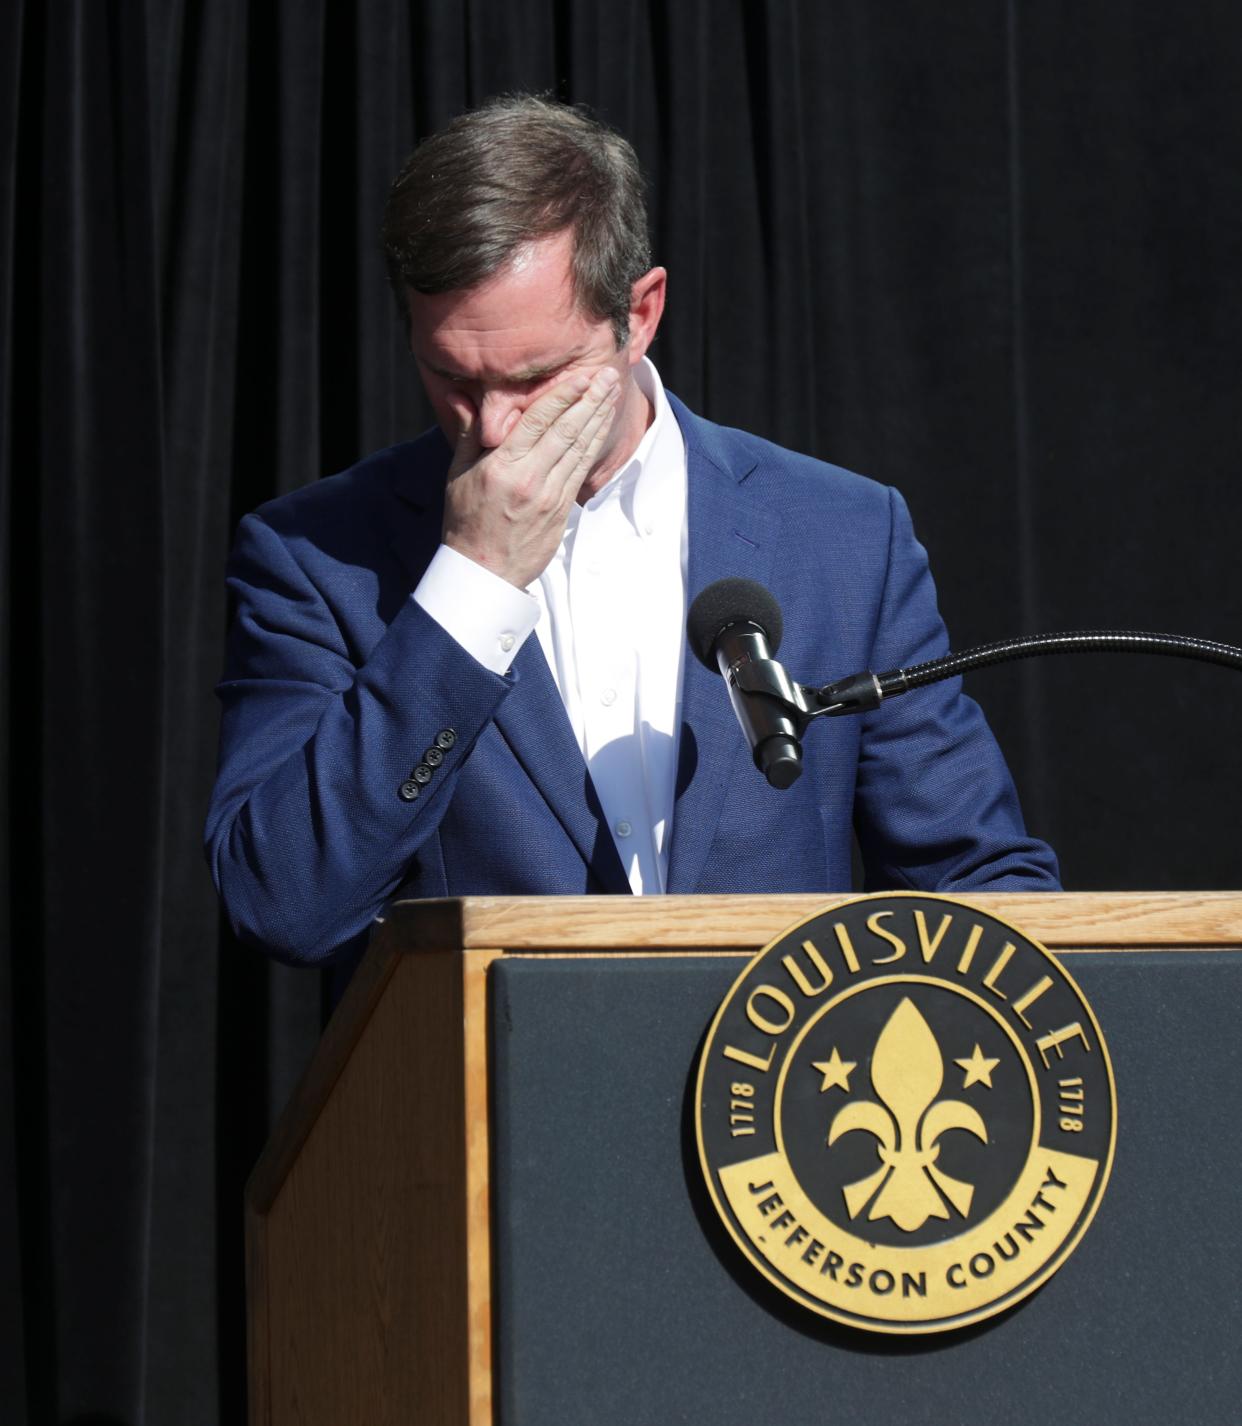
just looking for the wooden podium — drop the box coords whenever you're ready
[246,893,1242,1425]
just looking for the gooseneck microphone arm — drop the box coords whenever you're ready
[815,629,1242,718]
[687,579,1242,790]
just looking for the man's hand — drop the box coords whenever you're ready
[441,367,622,589]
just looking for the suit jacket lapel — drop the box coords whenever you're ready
[387,438,630,894]
[492,640,631,892]
[666,396,783,894]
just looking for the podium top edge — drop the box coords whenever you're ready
[374,892,1242,952]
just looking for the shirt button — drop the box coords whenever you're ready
[615,820,632,838]
[398,780,420,802]
[499,633,515,652]
[644,522,655,536]
[600,687,617,706]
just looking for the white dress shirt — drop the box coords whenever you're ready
[413,359,688,894]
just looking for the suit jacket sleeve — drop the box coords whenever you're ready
[853,487,1060,891]
[204,509,514,963]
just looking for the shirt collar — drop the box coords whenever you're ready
[578,358,681,537]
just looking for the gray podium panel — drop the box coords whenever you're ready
[489,953,1242,1426]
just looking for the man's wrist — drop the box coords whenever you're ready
[412,543,540,675]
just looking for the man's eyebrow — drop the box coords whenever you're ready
[508,356,578,382]
[422,352,586,383]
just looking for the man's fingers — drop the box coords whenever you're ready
[439,368,623,588]
[505,367,620,460]
[547,382,620,485]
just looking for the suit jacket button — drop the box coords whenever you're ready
[424,746,444,768]
[398,779,420,802]
[435,729,457,750]
[412,764,433,785]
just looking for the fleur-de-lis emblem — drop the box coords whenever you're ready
[827,998,988,1233]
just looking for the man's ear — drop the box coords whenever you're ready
[624,266,667,363]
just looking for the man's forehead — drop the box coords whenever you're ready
[409,235,577,320]
[405,233,610,382]
[410,305,595,382]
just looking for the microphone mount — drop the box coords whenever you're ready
[766,629,1242,735]
[687,576,1242,791]
[711,620,806,789]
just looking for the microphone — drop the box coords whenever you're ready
[687,578,805,789]
[690,580,1242,792]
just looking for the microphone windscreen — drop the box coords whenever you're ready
[687,578,784,669]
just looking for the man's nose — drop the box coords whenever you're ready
[476,389,525,449]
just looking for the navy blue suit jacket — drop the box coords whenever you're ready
[206,395,1058,967]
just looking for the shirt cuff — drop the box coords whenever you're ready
[412,544,541,675]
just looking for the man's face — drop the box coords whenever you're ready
[406,229,660,484]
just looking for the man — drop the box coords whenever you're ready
[205,96,1057,979]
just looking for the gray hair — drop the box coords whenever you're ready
[381,95,652,346]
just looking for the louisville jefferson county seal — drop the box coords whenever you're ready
[696,894,1116,1333]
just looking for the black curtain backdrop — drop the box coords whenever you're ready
[3,2,1239,1420]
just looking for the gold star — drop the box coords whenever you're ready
[811,1046,856,1093]
[956,1044,1000,1089]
